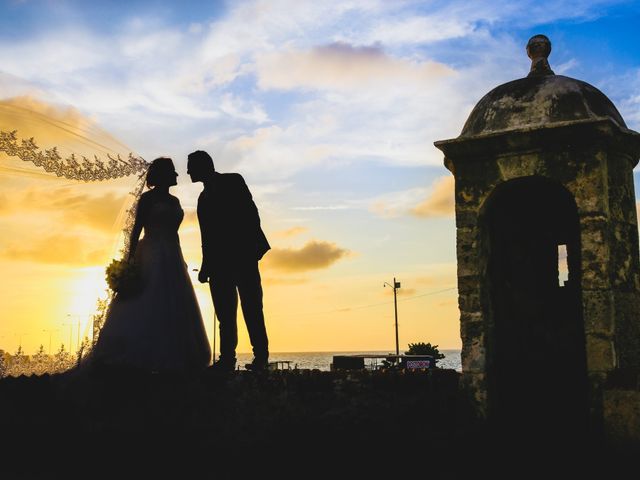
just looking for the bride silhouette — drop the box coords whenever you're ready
[89,157,211,372]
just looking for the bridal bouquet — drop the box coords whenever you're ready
[105,259,142,298]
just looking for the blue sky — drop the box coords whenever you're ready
[1,0,639,352]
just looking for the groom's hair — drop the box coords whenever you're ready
[188,150,215,172]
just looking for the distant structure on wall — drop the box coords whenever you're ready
[435,35,640,442]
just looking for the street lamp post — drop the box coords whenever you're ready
[66,314,86,353]
[42,329,60,354]
[14,333,29,350]
[384,277,401,357]
[63,317,74,352]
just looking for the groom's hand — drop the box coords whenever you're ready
[198,267,209,283]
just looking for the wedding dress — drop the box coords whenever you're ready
[90,194,211,372]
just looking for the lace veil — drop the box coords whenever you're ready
[0,100,150,349]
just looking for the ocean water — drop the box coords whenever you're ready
[235,349,462,372]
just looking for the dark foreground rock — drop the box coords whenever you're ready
[0,367,634,479]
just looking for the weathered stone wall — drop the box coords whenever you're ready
[451,153,493,417]
[442,121,640,422]
[604,389,640,448]
[606,151,640,368]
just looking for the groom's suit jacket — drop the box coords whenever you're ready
[197,172,270,270]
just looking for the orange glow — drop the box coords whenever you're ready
[0,100,461,356]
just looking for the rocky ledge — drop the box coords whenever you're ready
[0,367,634,479]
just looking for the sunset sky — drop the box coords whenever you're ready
[1,0,639,355]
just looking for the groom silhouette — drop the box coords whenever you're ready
[187,150,270,372]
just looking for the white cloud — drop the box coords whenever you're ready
[0,0,634,181]
[359,14,475,46]
[493,0,627,27]
[219,93,269,124]
[226,124,335,180]
[368,187,428,218]
[615,70,640,131]
[598,67,640,131]
[411,175,455,218]
[0,30,107,79]
[256,42,453,91]
[554,58,579,75]
[293,205,352,211]
[367,175,455,219]
[273,226,308,238]
[263,239,351,272]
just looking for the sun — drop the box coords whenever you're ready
[66,266,109,343]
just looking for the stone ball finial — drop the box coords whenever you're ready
[526,34,551,59]
[526,34,554,77]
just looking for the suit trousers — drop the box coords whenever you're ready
[208,260,268,362]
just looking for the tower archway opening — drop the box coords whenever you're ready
[483,176,588,438]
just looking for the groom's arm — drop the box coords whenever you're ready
[198,243,210,283]
[198,247,210,283]
[197,195,211,283]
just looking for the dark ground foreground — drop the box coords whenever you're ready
[0,367,635,480]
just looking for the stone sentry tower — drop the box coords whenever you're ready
[435,35,640,437]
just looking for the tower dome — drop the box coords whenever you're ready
[460,35,626,138]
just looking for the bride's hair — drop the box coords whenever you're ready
[146,157,176,187]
